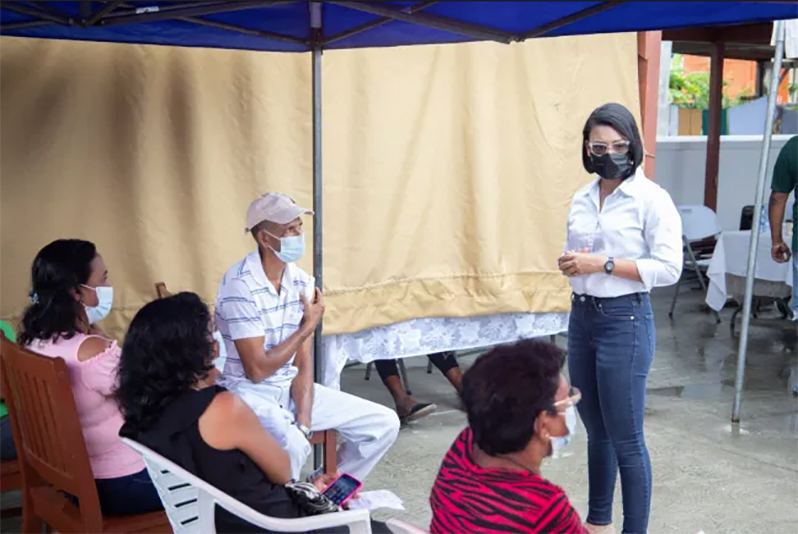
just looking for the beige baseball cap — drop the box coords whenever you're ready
[245,192,313,232]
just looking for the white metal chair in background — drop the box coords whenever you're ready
[121,438,373,534]
[669,204,722,323]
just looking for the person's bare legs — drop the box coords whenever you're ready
[374,352,462,421]
[374,359,436,421]
[429,351,462,394]
[444,366,463,394]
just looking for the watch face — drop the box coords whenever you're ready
[606,260,615,272]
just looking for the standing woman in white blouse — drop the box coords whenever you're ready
[558,103,683,534]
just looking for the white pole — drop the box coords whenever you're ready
[732,20,786,423]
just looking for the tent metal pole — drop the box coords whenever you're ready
[323,1,439,46]
[311,1,324,471]
[329,0,513,44]
[0,20,52,30]
[97,1,291,27]
[520,1,625,40]
[83,1,124,26]
[2,1,72,25]
[732,20,785,423]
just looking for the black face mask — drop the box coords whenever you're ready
[592,153,633,180]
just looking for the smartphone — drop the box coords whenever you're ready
[322,473,362,507]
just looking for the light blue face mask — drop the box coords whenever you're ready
[551,405,577,454]
[212,331,227,373]
[265,231,306,264]
[81,285,114,325]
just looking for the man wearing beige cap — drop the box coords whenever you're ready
[215,192,400,481]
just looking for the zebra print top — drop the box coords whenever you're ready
[430,428,588,534]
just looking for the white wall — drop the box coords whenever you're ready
[655,135,793,230]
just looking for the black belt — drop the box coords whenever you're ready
[571,292,647,304]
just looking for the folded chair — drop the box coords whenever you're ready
[0,334,169,533]
[669,205,722,324]
[122,437,371,534]
[154,281,338,475]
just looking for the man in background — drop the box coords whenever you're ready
[769,135,797,396]
[769,134,797,321]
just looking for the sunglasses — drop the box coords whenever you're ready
[588,141,630,156]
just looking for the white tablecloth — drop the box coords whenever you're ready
[705,230,792,311]
[320,311,569,389]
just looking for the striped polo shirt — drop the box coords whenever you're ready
[215,250,314,387]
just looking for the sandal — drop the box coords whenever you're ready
[399,402,437,424]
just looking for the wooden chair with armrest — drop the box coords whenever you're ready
[154,282,338,476]
[0,333,169,533]
[1,320,23,519]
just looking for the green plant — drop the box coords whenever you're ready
[669,56,739,109]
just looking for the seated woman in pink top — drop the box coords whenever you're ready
[17,239,162,516]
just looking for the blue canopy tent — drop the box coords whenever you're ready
[2,2,797,436]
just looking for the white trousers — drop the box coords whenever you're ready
[231,380,400,481]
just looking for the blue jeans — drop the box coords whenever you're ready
[68,468,163,516]
[0,414,17,460]
[96,468,163,515]
[568,293,655,534]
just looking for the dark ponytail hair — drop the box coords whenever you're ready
[116,292,214,435]
[582,102,644,178]
[18,239,97,346]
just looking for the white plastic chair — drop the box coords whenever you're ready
[121,438,372,534]
[669,204,722,323]
[386,518,430,534]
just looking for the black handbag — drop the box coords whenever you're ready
[285,481,340,516]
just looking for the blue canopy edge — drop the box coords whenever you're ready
[1,1,796,53]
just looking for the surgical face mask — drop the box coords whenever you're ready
[81,285,113,325]
[592,152,633,180]
[212,330,227,373]
[550,405,577,454]
[265,231,306,264]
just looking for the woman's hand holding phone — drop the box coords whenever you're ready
[311,472,339,492]
[317,473,363,508]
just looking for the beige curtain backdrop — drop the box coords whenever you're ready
[0,34,639,337]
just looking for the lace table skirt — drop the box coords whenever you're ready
[321,312,569,389]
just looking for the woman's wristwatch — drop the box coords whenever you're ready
[604,257,616,275]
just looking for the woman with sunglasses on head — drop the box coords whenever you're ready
[17,239,162,516]
[430,339,587,534]
[558,103,683,534]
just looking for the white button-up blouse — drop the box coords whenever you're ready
[565,168,683,298]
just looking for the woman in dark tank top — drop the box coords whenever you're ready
[116,292,388,534]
